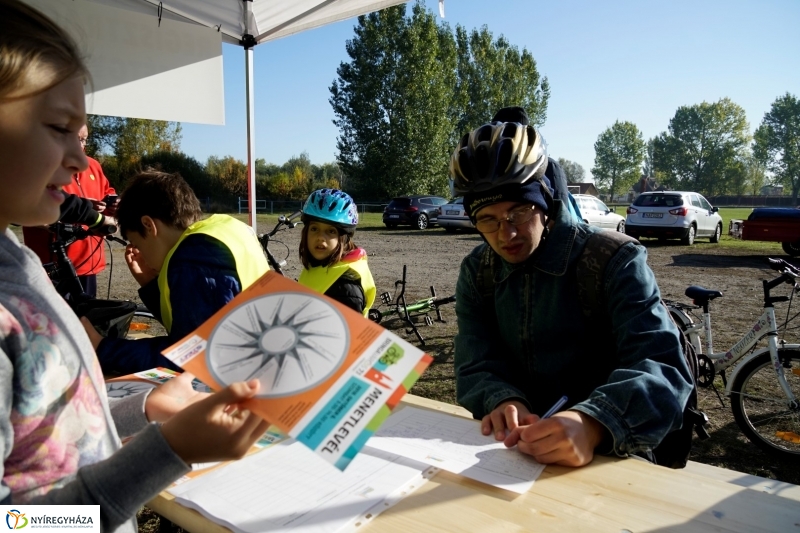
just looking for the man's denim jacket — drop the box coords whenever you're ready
[454,202,693,456]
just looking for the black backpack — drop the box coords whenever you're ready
[475,230,710,468]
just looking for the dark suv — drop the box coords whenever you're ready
[383,195,448,230]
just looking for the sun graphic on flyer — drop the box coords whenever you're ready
[206,292,349,398]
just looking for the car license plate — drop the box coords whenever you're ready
[643,213,663,218]
[389,215,399,218]
[446,210,460,215]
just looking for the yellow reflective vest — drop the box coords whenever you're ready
[298,248,376,316]
[158,214,269,332]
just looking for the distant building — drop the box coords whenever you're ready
[569,182,600,196]
[632,177,663,194]
[760,184,784,196]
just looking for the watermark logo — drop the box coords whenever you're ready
[6,510,28,530]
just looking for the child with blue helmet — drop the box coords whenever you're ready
[298,189,376,316]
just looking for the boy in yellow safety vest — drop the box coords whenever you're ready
[83,171,269,375]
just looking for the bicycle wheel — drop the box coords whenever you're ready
[730,349,800,459]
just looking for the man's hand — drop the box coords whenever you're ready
[89,216,118,236]
[80,316,103,350]
[125,244,158,286]
[145,372,210,423]
[160,380,271,465]
[89,198,106,214]
[481,400,536,441]
[507,411,608,467]
[103,197,119,217]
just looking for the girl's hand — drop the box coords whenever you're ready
[80,316,103,349]
[145,372,210,423]
[160,380,270,464]
[125,244,158,286]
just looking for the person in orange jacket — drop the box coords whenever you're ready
[22,124,117,297]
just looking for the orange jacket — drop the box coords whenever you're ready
[62,157,115,275]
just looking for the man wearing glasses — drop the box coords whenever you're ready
[451,107,692,469]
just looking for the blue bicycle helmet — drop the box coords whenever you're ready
[302,189,359,231]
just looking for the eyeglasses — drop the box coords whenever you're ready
[474,205,536,233]
[78,137,88,146]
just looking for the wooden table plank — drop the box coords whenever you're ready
[147,394,800,533]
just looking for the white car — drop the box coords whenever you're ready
[574,194,626,232]
[438,197,474,232]
[625,191,723,245]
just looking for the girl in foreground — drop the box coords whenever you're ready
[297,189,376,315]
[0,1,269,529]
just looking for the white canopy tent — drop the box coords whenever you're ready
[27,0,411,230]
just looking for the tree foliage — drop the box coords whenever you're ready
[652,98,750,196]
[556,158,585,184]
[330,3,458,199]
[85,115,182,186]
[139,151,213,199]
[330,2,548,200]
[454,25,549,136]
[206,156,247,197]
[591,121,646,201]
[754,93,800,200]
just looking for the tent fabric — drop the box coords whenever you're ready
[86,0,409,45]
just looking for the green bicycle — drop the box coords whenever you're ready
[368,265,455,345]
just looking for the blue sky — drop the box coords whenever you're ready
[179,0,799,182]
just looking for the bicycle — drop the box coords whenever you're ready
[257,211,302,275]
[44,222,153,339]
[367,265,456,345]
[664,257,800,459]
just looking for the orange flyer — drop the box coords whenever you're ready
[162,271,433,470]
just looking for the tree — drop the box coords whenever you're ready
[139,151,213,200]
[557,158,585,184]
[330,2,548,200]
[453,25,549,136]
[206,156,247,197]
[85,115,182,186]
[330,3,458,199]
[591,121,646,202]
[652,98,750,196]
[754,93,800,201]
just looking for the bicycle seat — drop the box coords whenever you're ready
[685,286,723,305]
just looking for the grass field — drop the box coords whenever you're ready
[234,206,787,256]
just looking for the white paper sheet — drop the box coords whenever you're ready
[169,440,435,533]
[367,406,545,493]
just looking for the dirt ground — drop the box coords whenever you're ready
[92,222,799,531]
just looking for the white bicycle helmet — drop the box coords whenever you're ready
[450,121,548,196]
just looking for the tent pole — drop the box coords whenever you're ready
[242,0,257,232]
[245,44,256,232]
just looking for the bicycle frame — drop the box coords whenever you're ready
[370,265,454,345]
[676,266,799,404]
[258,211,301,275]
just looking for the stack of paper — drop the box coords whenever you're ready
[368,406,545,494]
[169,440,435,533]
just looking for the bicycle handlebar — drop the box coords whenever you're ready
[767,257,800,280]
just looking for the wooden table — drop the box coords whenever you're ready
[148,395,800,533]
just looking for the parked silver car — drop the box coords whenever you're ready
[625,191,723,245]
[574,194,626,232]
[438,197,474,232]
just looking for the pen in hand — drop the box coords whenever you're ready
[541,395,569,419]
